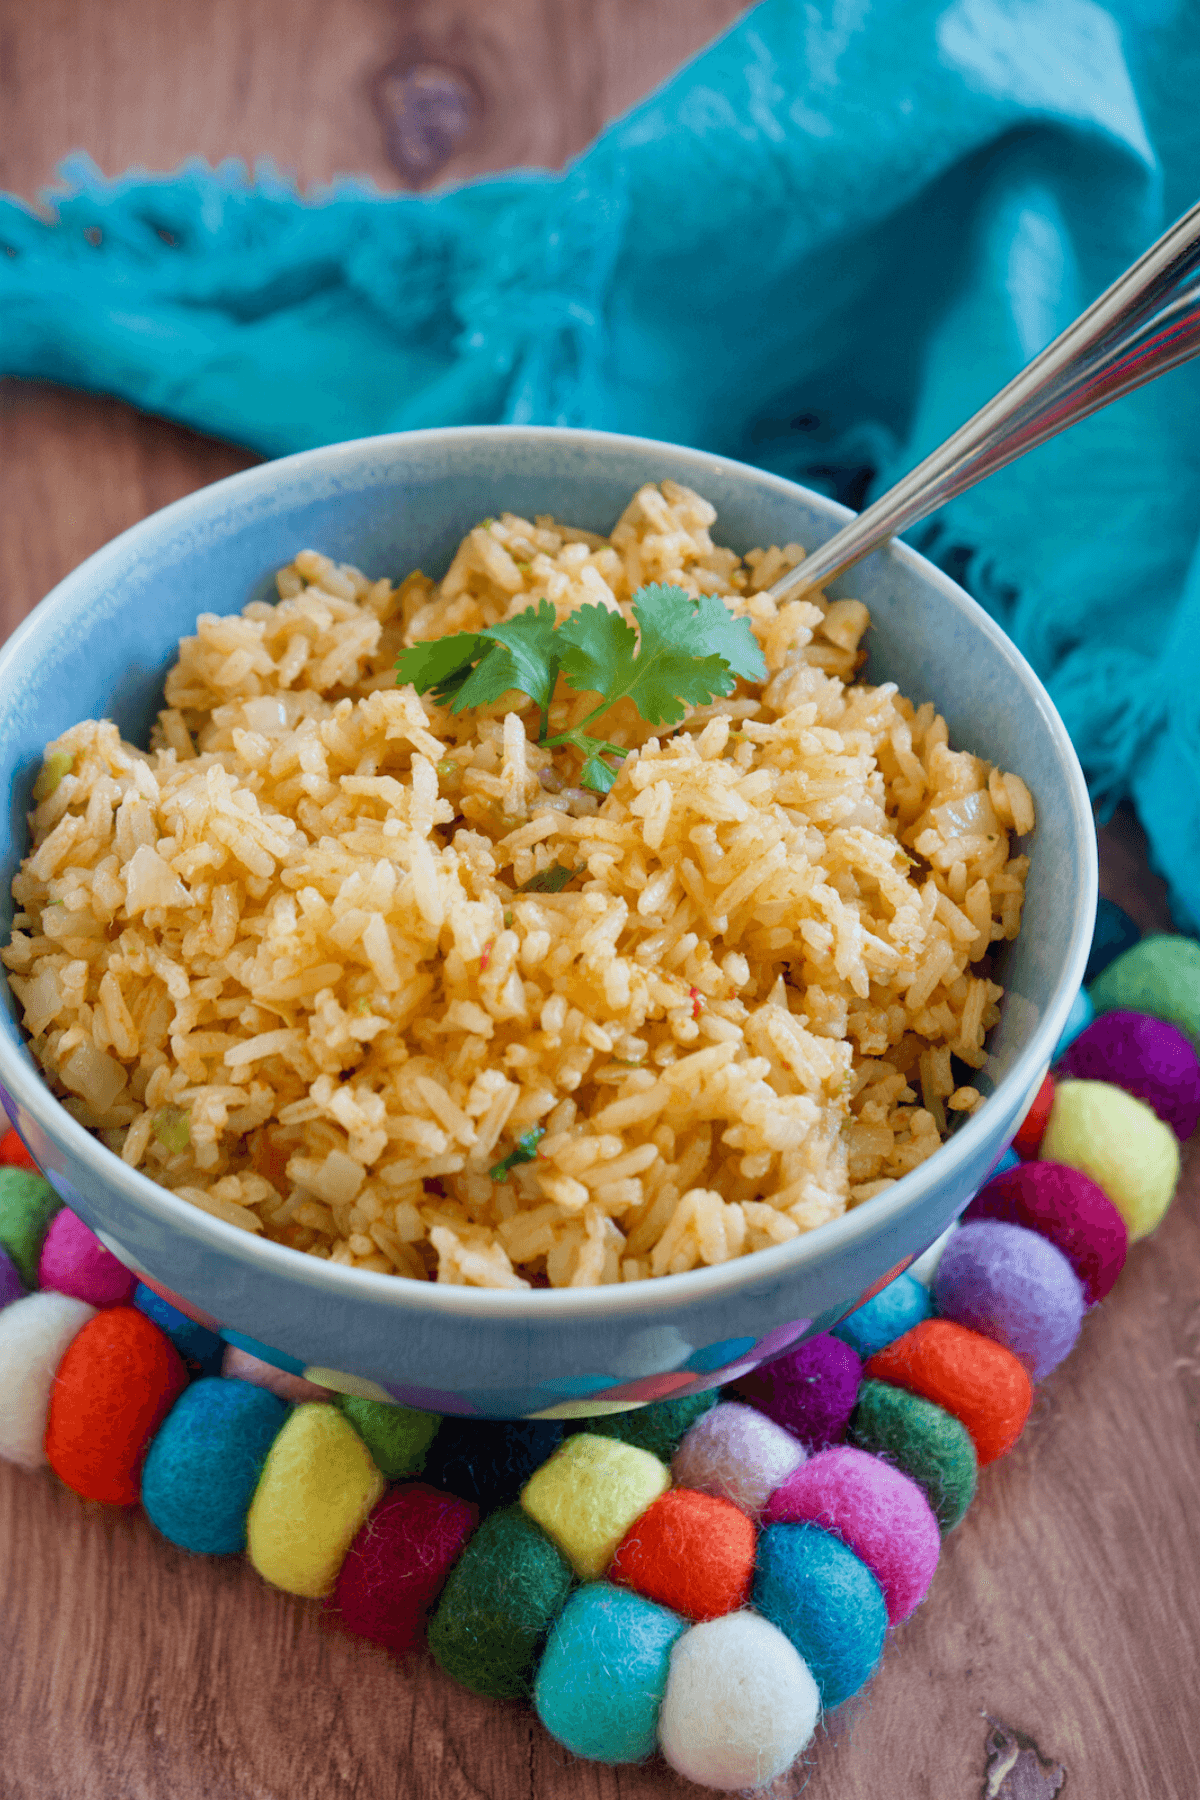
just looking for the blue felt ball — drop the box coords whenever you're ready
[1085,897,1140,985]
[134,1285,224,1372]
[141,1377,289,1554]
[534,1584,685,1762]
[832,1273,932,1361]
[752,1522,888,1708]
[1052,988,1094,1062]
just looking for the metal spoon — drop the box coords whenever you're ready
[767,196,1200,604]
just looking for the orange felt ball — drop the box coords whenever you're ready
[1012,1073,1054,1159]
[865,1320,1032,1466]
[0,1128,38,1171]
[45,1306,188,1504]
[609,1487,756,1621]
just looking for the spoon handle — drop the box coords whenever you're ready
[769,196,1200,603]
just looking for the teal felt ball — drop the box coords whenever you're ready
[534,1584,685,1762]
[583,1391,718,1463]
[141,1378,289,1554]
[847,1379,977,1531]
[832,1273,932,1361]
[752,1523,887,1709]
[428,1505,574,1699]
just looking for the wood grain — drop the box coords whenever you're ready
[2,4,1199,1798]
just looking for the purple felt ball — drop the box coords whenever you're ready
[0,1245,24,1311]
[964,1162,1127,1306]
[1057,1010,1200,1140]
[732,1334,862,1449]
[934,1221,1084,1382]
[37,1208,137,1308]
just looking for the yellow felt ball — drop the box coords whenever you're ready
[520,1432,671,1580]
[1040,1079,1180,1242]
[246,1401,385,1597]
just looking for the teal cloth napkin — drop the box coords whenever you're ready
[3,0,1199,919]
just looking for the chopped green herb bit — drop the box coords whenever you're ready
[515,561,532,572]
[396,582,765,793]
[33,750,74,804]
[503,907,514,929]
[478,517,495,530]
[355,997,372,1015]
[151,1105,191,1155]
[520,864,580,894]
[611,1057,644,1067]
[489,1126,545,1181]
[436,757,461,786]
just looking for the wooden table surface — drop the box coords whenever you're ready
[2,5,1198,1797]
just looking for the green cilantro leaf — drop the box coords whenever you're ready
[556,584,765,729]
[489,1125,545,1181]
[455,602,560,720]
[396,575,767,795]
[396,632,488,706]
[520,864,580,893]
[580,753,618,794]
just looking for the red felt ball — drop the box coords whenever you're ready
[609,1487,757,1622]
[44,1306,188,1504]
[0,1128,38,1172]
[333,1484,477,1656]
[964,1161,1128,1305]
[865,1320,1032,1465]
[1012,1073,1054,1158]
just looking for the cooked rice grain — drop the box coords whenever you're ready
[4,481,1031,1289]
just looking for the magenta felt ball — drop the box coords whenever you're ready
[732,1334,862,1450]
[763,1446,939,1624]
[332,1484,477,1657]
[1057,1011,1200,1140]
[964,1162,1127,1306]
[36,1209,136,1307]
[934,1221,1084,1381]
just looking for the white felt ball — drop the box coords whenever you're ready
[671,1400,806,1517]
[0,1291,96,1470]
[657,1610,820,1791]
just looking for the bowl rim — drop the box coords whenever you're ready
[0,422,1099,1321]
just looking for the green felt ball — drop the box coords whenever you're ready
[582,1392,718,1463]
[335,1394,441,1479]
[847,1379,977,1532]
[428,1504,575,1699]
[0,1168,63,1288]
[1089,934,1200,1042]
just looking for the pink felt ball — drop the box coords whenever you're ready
[1057,1010,1200,1140]
[763,1445,940,1623]
[732,1334,862,1449]
[37,1208,137,1308]
[333,1484,477,1656]
[964,1162,1128,1306]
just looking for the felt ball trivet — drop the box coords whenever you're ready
[0,980,1191,1793]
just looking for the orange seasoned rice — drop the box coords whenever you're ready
[3,480,1033,1288]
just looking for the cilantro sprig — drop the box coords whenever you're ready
[395,583,765,794]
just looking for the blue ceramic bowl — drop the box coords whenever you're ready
[0,427,1097,1418]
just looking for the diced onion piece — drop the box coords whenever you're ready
[929,789,1001,842]
[124,844,192,914]
[60,1041,128,1112]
